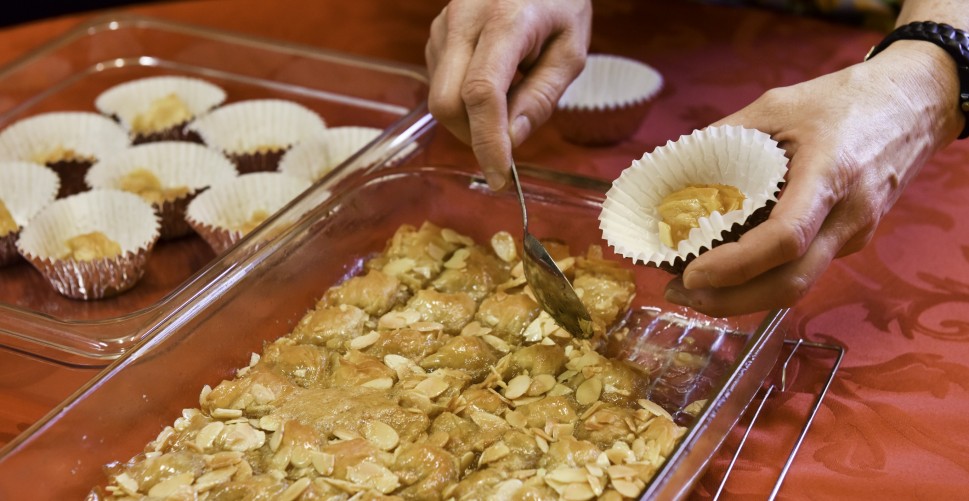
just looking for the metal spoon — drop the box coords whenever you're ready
[509,161,594,338]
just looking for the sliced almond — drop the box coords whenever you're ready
[528,374,557,396]
[611,478,643,498]
[212,408,244,420]
[195,421,225,450]
[428,430,450,448]
[504,374,532,400]
[362,376,395,390]
[505,410,526,429]
[442,228,475,246]
[490,231,518,263]
[562,482,596,501]
[114,473,139,496]
[364,421,400,451]
[382,257,416,277]
[311,451,335,475]
[479,441,510,465]
[194,466,237,492]
[415,376,450,398]
[482,334,511,353]
[278,477,311,501]
[147,472,194,497]
[576,378,603,406]
[350,330,381,350]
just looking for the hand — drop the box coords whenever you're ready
[425,0,592,189]
[664,40,963,317]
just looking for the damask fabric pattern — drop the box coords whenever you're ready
[706,0,901,28]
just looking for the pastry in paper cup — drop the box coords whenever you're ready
[0,161,60,267]
[94,75,227,144]
[599,125,789,274]
[16,190,160,300]
[85,141,238,240]
[0,112,130,198]
[552,53,663,146]
[185,172,312,254]
[186,99,327,174]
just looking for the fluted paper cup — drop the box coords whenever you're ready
[86,141,238,239]
[185,172,312,254]
[94,75,227,144]
[0,161,60,266]
[186,99,327,173]
[599,125,788,274]
[16,190,160,300]
[278,126,417,182]
[553,54,663,146]
[0,112,130,197]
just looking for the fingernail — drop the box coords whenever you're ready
[665,287,692,307]
[485,170,507,191]
[510,115,531,146]
[684,270,712,289]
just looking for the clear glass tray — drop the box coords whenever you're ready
[0,158,786,499]
[0,13,431,365]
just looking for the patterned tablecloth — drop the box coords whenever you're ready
[1,0,967,498]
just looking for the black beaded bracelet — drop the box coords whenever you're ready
[865,21,969,139]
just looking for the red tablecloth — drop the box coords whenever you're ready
[2,0,968,498]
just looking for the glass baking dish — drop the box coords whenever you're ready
[0,158,786,499]
[0,13,431,365]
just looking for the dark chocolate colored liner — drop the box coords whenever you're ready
[48,159,94,198]
[0,232,20,267]
[227,148,288,174]
[131,122,205,145]
[156,192,200,240]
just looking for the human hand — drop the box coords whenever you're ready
[425,0,592,189]
[664,40,964,317]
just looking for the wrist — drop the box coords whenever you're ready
[866,22,969,140]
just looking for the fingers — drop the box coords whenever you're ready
[665,218,843,317]
[507,32,588,147]
[427,5,477,147]
[682,147,838,290]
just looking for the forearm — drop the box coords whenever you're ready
[896,0,968,27]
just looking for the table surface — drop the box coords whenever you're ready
[2,0,968,498]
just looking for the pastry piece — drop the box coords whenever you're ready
[657,184,746,248]
[94,223,688,500]
[553,54,663,146]
[186,99,327,173]
[95,75,226,144]
[599,125,788,274]
[86,141,238,239]
[0,161,60,266]
[185,172,312,254]
[0,112,129,197]
[16,189,160,300]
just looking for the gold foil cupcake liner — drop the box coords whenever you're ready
[16,190,160,300]
[599,125,789,274]
[553,54,663,146]
[185,172,312,254]
[95,75,227,144]
[0,112,130,197]
[86,141,238,239]
[0,161,60,267]
[186,99,327,173]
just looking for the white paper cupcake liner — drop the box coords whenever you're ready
[0,161,60,266]
[186,99,327,173]
[94,75,227,142]
[0,112,130,197]
[185,172,312,254]
[599,125,788,274]
[16,190,161,300]
[86,141,239,239]
[553,54,664,145]
[278,126,416,182]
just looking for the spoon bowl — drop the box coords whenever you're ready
[509,162,594,338]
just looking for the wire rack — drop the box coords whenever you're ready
[705,338,845,499]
